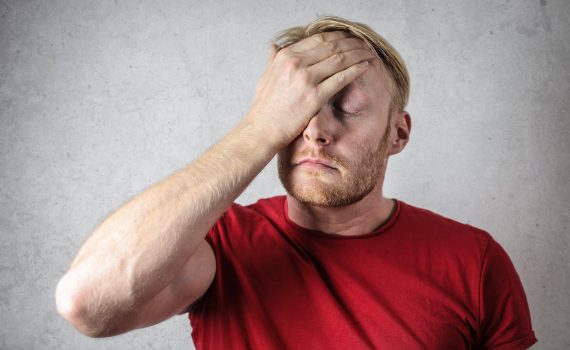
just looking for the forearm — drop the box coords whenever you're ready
[56,117,278,329]
[56,31,374,336]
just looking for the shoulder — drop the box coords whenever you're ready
[222,195,285,223]
[397,200,493,254]
[208,195,286,240]
[221,195,285,213]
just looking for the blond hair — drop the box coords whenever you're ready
[273,16,410,113]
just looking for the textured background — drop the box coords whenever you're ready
[1,0,568,349]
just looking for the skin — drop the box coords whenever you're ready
[278,59,410,236]
[54,31,411,338]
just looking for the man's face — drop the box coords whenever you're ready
[277,59,394,208]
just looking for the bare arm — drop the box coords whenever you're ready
[55,31,374,337]
[55,119,277,337]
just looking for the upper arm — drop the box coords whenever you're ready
[104,240,216,336]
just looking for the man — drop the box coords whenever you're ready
[55,16,537,349]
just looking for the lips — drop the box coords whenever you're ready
[296,157,337,170]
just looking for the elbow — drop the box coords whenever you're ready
[55,274,112,338]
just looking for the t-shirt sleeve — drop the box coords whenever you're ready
[185,214,227,314]
[476,238,537,349]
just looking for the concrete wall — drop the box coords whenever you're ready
[1,0,568,349]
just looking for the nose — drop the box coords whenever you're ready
[302,108,335,146]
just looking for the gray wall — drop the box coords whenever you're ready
[1,0,568,349]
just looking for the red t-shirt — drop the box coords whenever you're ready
[189,196,537,349]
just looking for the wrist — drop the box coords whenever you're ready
[238,112,292,153]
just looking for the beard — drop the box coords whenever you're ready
[277,126,391,208]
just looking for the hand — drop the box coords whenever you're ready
[246,31,375,148]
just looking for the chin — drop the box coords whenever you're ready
[282,173,375,208]
[277,148,382,208]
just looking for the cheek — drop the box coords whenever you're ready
[277,141,301,174]
[279,135,318,164]
[277,143,295,163]
[342,134,378,159]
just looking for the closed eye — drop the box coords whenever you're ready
[332,103,360,116]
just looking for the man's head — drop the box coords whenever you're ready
[275,16,411,208]
[273,16,410,116]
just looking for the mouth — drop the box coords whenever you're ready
[296,158,337,170]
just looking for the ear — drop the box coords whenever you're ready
[387,111,411,156]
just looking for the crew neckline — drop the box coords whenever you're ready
[282,196,402,239]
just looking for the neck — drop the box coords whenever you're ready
[286,183,395,236]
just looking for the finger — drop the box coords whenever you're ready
[308,49,376,84]
[301,37,368,66]
[317,60,370,102]
[287,31,350,53]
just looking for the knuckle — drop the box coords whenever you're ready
[323,40,338,52]
[291,56,303,68]
[336,72,346,84]
[332,52,344,62]
[312,33,324,43]
[283,55,303,70]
